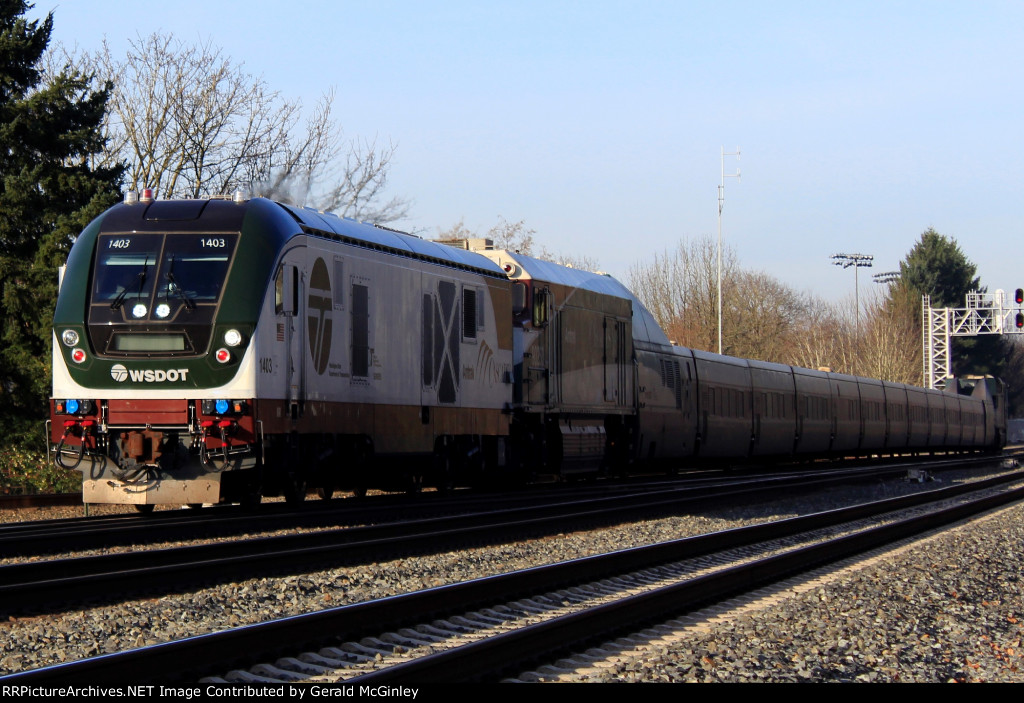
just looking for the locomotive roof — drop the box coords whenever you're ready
[277,202,507,278]
[497,251,671,346]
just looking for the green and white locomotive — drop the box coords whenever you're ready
[51,191,517,508]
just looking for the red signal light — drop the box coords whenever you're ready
[1016,313,1023,329]
[1016,288,1023,305]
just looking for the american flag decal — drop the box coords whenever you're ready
[276,323,285,342]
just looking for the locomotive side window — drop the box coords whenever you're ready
[463,287,477,340]
[511,282,527,316]
[275,267,284,314]
[275,265,298,316]
[333,258,345,310]
[422,293,434,387]
[352,284,369,378]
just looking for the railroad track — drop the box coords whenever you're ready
[4,467,1022,684]
[0,454,1001,560]
[0,458,1008,619]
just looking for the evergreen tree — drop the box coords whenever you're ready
[898,227,1004,379]
[0,1,123,443]
[899,228,981,308]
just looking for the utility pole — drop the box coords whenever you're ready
[717,146,740,355]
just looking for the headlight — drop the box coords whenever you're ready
[155,303,171,318]
[61,329,79,346]
[224,329,243,347]
[132,303,147,319]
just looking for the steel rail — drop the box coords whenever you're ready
[357,484,1024,684]
[4,473,1022,684]
[0,454,999,559]
[1,462,1013,618]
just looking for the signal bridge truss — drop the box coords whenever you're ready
[923,290,1022,389]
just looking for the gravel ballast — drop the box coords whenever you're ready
[1,472,1021,682]
[521,500,1024,683]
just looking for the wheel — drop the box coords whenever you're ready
[284,477,307,505]
[240,491,262,508]
[316,485,335,500]
[433,453,455,494]
[406,473,423,495]
[134,504,155,514]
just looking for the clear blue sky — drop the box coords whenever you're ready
[35,1,1024,302]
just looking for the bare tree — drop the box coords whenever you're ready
[787,287,922,384]
[82,34,408,221]
[789,296,852,372]
[629,236,739,352]
[855,285,922,385]
[727,270,809,363]
[259,91,409,222]
[486,217,536,254]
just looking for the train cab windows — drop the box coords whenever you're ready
[93,233,237,315]
[158,235,236,305]
[512,282,527,317]
[92,236,160,308]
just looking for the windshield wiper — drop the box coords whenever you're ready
[110,257,148,310]
[165,256,196,311]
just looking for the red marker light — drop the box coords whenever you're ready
[71,348,86,363]
[215,348,231,363]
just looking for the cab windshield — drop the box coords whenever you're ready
[92,233,238,319]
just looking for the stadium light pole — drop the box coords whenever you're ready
[831,253,874,365]
[717,146,741,355]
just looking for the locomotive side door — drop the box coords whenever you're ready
[277,249,305,420]
[603,316,628,405]
[526,286,553,407]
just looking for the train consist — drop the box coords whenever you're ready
[49,193,1007,509]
